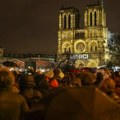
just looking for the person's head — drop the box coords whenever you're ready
[96,72,103,81]
[53,68,60,75]
[114,71,120,77]
[0,68,15,90]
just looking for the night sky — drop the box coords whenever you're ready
[0,0,120,54]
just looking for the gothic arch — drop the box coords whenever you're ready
[62,42,72,53]
[89,41,98,52]
[94,11,97,26]
[63,15,67,29]
[74,60,85,68]
[90,12,92,26]
[68,14,71,29]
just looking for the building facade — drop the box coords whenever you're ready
[57,1,109,68]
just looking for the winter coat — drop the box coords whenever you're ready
[0,91,29,120]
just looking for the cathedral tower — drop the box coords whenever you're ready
[84,0,108,66]
[57,7,81,61]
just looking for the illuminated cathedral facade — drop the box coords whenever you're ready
[57,1,109,68]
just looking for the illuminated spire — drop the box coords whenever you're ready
[101,0,103,6]
[98,0,103,6]
[61,0,64,9]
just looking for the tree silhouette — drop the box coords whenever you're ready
[108,32,120,66]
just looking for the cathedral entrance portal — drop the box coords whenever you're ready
[74,60,85,68]
[87,60,97,68]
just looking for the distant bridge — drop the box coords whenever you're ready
[1,56,55,69]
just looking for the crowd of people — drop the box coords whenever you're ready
[0,65,120,120]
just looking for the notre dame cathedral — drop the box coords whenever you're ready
[57,0,109,68]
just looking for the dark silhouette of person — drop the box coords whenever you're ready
[0,68,29,120]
